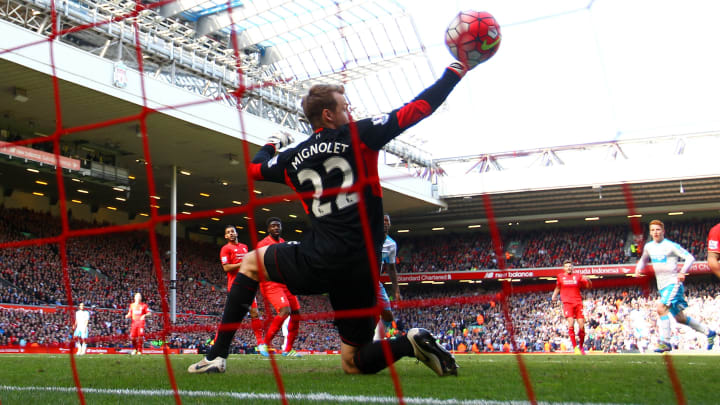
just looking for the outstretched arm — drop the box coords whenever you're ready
[359,64,466,150]
[635,249,649,276]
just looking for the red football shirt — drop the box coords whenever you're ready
[257,235,285,286]
[556,273,589,304]
[708,223,720,254]
[220,241,248,291]
[257,235,285,248]
[128,302,149,325]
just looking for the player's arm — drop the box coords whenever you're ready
[249,133,294,183]
[125,307,131,319]
[707,226,720,278]
[582,276,592,289]
[634,248,649,276]
[220,245,243,273]
[140,306,151,321]
[358,65,465,150]
[674,243,695,282]
[386,262,401,300]
[551,286,560,302]
[551,279,560,301]
[385,241,401,300]
[222,263,241,273]
[249,146,292,184]
[708,251,720,278]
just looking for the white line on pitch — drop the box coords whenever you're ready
[0,385,629,405]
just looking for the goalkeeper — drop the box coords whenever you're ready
[189,60,477,376]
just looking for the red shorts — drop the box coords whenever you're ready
[130,322,145,338]
[562,302,584,320]
[261,281,300,312]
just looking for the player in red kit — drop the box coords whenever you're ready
[257,217,303,357]
[125,292,150,355]
[551,260,591,355]
[707,223,720,279]
[219,225,266,353]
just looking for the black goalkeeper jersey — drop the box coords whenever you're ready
[250,67,462,268]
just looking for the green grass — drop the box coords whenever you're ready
[0,353,718,404]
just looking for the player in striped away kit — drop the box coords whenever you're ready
[188,60,477,376]
[374,214,400,341]
[552,260,590,354]
[73,303,90,355]
[635,219,716,352]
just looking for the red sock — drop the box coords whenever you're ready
[568,326,577,348]
[578,327,585,347]
[265,315,287,347]
[251,317,265,346]
[285,314,300,352]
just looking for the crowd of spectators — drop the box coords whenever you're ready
[0,296,339,353]
[395,220,713,273]
[1,207,718,354]
[404,276,720,354]
[3,277,719,354]
[0,207,227,314]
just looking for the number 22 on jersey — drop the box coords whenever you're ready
[297,156,359,217]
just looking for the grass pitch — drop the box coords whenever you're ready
[0,353,717,404]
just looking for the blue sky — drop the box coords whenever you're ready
[397,0,720,158]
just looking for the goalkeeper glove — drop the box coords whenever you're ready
[448,61,469,78]
[266,131,294,150]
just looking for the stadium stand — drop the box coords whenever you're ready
[1,207,718,353]
[395,220,713,273]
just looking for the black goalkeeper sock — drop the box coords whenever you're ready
[353,336,414,374]
[207,273,258,360]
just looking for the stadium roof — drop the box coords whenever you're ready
[159,0,434,118]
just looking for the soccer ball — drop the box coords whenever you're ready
[445,11,501,66]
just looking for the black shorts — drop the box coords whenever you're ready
[264,242,376,347]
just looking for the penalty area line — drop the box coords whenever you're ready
[0,385,627,405]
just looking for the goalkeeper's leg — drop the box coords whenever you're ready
[347,338,413,374]
[203,247,270,361]
[206,273,258,360]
